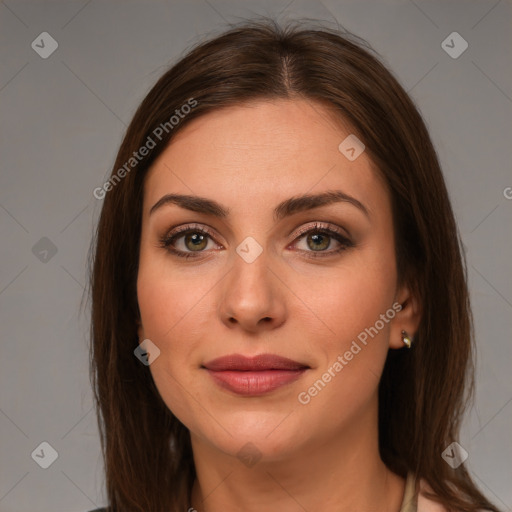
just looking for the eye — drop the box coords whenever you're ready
[290,222,353,258]
[158,224,221,259]
[159,222,353,260]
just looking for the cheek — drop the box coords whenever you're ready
[296,282,394,431]
[296,243,397,348]
[294,239,397,411]
[137,253,212,343]
[136,257,216,426]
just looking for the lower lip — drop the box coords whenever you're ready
[205,369,307,396]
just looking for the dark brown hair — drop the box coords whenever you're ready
[89,19,499,512]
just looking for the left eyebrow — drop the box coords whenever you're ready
[149,190,370,221]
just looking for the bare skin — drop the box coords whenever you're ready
[136,99,421,511]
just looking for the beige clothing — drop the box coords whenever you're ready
[400,472,448,512]
[399,471,417,512]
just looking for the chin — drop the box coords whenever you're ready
[193,412,309,462]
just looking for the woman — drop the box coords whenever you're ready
[88,20,500,512]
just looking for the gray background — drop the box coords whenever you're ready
[0,1,511,511]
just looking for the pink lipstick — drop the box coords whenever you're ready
[202,354,309,396]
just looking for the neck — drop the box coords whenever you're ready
[189,399,405,512]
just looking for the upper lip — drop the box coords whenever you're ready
[202,353,309,371]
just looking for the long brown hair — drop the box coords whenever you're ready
[89,20,500,511]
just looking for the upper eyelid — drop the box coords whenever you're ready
[292,222,350,239]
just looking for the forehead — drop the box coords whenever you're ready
[143,99,388,217]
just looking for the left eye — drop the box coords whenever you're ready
[291,227,353,257]
[295,230,340,251]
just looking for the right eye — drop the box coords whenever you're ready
[159,224,222,259]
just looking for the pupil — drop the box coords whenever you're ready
[187,233,206,250]
[309,233,329,251]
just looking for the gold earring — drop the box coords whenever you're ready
[401,330,412,349]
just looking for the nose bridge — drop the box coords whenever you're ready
[218,235,285,330]
[229,236,272,303]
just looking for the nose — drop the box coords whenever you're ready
[218,247,287,333]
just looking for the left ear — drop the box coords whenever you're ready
[389,282,422,349]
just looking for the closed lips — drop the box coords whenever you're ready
[203,354,309,396]
[202,354,310,371]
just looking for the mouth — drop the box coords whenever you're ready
[202,353,310,396]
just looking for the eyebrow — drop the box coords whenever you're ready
[149,190,370,221]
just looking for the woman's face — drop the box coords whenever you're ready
[137,99,414,462]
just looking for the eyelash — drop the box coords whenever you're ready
[158,222,354,260]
